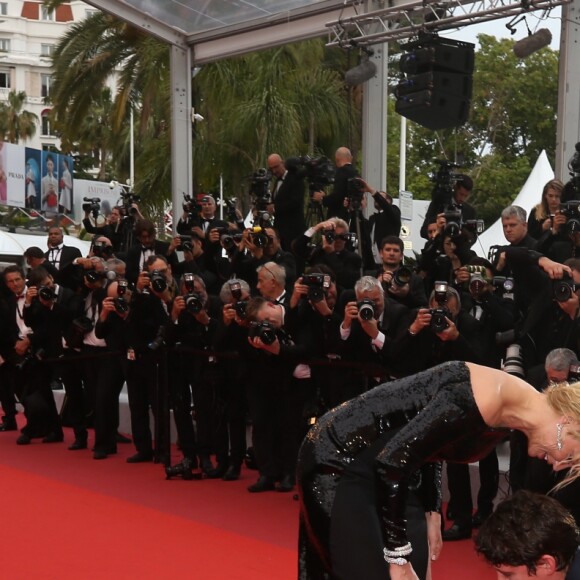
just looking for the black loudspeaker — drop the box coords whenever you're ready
[396,35,475,130]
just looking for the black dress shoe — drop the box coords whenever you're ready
[200,456,215,476]
[222,465,241,481]
[207,463,228,479]
[68,439,88,451]
[93,450,108,460]
[0,420,17,432]
[126,452,153,463]
[16,433,31,445]
[472,510,492,528]
[277,475,296,492]
[248,476,276,493]
[116,432,132,444]
[42,432,64,443]
[442,523,472,541]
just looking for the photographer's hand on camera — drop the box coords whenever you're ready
[539,256,571,279]
[409,309,431,336]
[436,317,460,341]
[15,335,30,357]
[342,301,359,331]
[290,277,309,309]
[556,291,580,319]
[248,333,280,355]
[550,211,567,235]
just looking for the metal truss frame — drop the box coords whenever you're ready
[327,0,568,46]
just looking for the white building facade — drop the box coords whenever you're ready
[0,1,98,151]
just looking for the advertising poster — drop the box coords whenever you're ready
[5,143,25,208]
[25,148,41,210]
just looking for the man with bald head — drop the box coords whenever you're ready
[312,147,358,221]
[268,153,306,252]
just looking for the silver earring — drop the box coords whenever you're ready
[556,423,564,451]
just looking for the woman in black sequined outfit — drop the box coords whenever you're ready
[297,360,580,580]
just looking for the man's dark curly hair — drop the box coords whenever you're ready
[475,490,579,574]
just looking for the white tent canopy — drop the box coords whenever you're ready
[472,150,555,259]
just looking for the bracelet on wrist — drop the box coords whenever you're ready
[383,544,413,565]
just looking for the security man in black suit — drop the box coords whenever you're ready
[44,226,82,290]
[312,147,358,221]
[0,266,63,444]
[267,153,306,252]
[125,254,176,463]
[124,219,180,286]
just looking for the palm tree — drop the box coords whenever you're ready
[0,91,38,143]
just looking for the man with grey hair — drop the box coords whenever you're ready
[340,275,409,386]
[256,261,287,308]
[501,205,537,249]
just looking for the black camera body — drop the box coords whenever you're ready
[82,197,101,217]
[250,226,270,248]
[221,233,243,251]
[249,168,273,209]
[429,308,449,333]
[185,292,204,314]
[38,285,56,302]
[302,273,331,303]
[553,273,577,303]
[559,201,580,235]
[443,203,484,240]
[120,191,141,217]
[392,266,412,287]
[248,320,277,345]
[492,276,515,296]
[149,270,167,293]
[234,300,248,319]
[286,155,335,194]
[357,298,376,321]
[182,192,201,214]
[92,239,112,258]
[84,269,107,284]
[113,279,129,315]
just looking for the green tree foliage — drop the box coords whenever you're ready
[0,91,38,143]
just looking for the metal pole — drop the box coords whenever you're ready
[130,108,135,189]
[399,116,407,192]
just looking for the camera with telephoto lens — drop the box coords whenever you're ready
[113,279,129,315]
[38,285,56,302]
[221,233,243,251]
[165,457,200,481]
[443,204,484,240]
[465,265,488,294]
[15,345,45,371]
[248,320,277,345]
[82,197,101,218]
[149,270,167,293]
[357,298,376,321]
[92,239,112,259]
[503,343,525,379]
[120,191,141,216]
[392,266,412,287]
[84,269,107,284]
[284,156,336,194]
[553,272,577,303]
[250,226,270,248]
[302,273,331,303]
[66,316,94,349]
[181,273,204,314]
[429,308,449,333]
[322,229,335,243]
[182,192,201,214]
[225,197,239,223]
[559,201,580,235]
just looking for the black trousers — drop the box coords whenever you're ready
[0,364,18,421]
[446,447,499,524]
[58,350,89,439]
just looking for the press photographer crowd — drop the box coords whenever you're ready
[3,144,580,542]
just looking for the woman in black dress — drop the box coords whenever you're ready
[297,360,580,580]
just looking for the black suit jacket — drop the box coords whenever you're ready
[125,240,180,286]
[44,245,82,271]
[274,170,306,251]
[323,164,358,220]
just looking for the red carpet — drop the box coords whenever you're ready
[0,427,495,579]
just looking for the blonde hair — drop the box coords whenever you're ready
[533,179,565,222]
[545,382,580,488]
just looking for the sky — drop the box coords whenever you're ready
[443,5,562,50]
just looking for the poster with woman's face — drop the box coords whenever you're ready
[58,155,74,214]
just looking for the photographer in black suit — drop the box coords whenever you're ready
[125,219,180,286]
[268,153,306,252]
[420,172,476,240]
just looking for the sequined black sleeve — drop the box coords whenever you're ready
[417,462,443,513]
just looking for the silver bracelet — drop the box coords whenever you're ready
[384,554,409,566]
[383,544,413,565]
